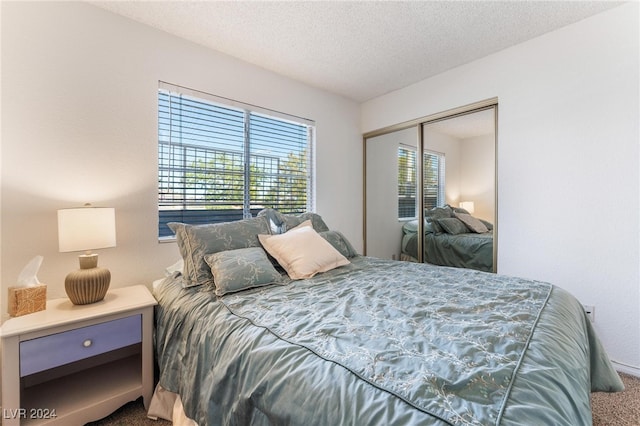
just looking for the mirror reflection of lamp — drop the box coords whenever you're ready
[57,204,116,305]
[459,201,475,215]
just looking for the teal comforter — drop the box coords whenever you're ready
[154,256,622,426]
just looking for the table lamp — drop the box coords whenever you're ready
[459,201,475,215]
[58,205,116,305]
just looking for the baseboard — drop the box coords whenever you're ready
[611,359,640,377]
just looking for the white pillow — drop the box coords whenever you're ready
[258,220,349,280]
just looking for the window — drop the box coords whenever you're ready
[158,83,315,238]
[423,150,445,210]
[398,146,417,219]
[398,147,445,219]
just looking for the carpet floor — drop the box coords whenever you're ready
[592,372,640,425]
[86,372,639,425]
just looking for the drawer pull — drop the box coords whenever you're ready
[83,339,93,348]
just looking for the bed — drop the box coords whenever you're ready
[401,206,494,272]
[149,210,623,426]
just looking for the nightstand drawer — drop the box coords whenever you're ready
[20,314,141,377]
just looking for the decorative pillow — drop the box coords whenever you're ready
[257,208,286,234]
[426,218,442,233]
[167,222,196,288]
[425,205,454,219]
[168,216,271,288]
[258,209,330,234]
[282,212,330,233]
[425,206,453,233]
[424,221,436,234]
[319,230,358,258]
[258,221,349,279]
[454,212,489,233]
[204,247,284,296]
[479,219,494,231]
[437,217,469,235]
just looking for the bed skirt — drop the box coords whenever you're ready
[147,384,197,426]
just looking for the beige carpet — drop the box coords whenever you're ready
[87,373,639,425]
[592,373,640,426]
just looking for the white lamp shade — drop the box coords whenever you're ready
[58,207,116,252]
[459,201,475,214]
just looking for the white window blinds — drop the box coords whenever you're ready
[398,147,445,219]
[158,82,315,238]
[398,146,417,219]
[423,150,445,210]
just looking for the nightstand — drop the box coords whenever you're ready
[1,285,157,426]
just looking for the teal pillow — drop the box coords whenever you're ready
[319,230,358,258]
[425,206,454,219]
[480,219,494,231]
[425,206,453,233]
[283,212,330,233]
[205,247,284,296]
[437,217,469,235]
[257,209,330,234]
[168,216,271,288]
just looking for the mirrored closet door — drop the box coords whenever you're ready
[365,126,419,260]
[363,100,498,272]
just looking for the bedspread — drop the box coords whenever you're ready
[154,257,622,426]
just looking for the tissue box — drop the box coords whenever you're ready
[8,285,47,317]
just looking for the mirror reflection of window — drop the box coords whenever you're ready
[397,146,417,220]
[397,148,446,220]
[423,150,445,210]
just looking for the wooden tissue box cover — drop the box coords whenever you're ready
[8,285,46,317]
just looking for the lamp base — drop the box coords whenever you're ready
[65,267,111,305]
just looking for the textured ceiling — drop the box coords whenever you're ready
[91,1,623,102]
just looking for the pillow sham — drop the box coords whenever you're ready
[258,221,349,280]
[425,206,453,233]
[204,247,284,296]
[283,212,330,233]
[437,217,469,235]
[258,209,330,234]
[426,218,443,233]
[168,216,271,288]
[425,205,454,220]
[319,230,359,258]
[480,218,494,231]
[256,208,286,234]
[454,212,489,233]
[164,259,184,277]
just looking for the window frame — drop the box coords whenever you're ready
[397,146,445,220]
[158,82,315,240]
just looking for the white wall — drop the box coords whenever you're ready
[459,134,495,223]
[362,3,640,374]
[0,2,361,319]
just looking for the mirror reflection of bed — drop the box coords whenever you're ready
[401,204,494,272]
[364,103,497,272]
